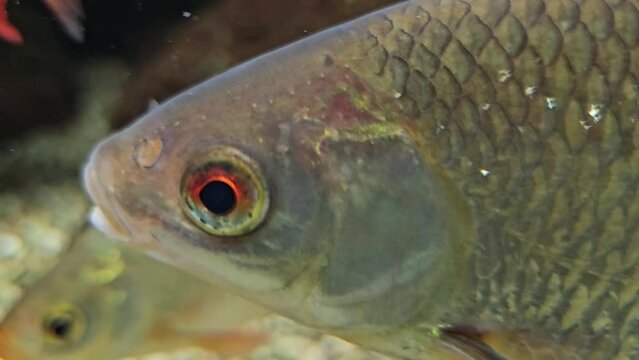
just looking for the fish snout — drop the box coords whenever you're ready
[82,143,132,242]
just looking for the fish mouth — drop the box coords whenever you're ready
[88,206,130,241]
[82,151,132,242]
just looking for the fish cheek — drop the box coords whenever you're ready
[213,157,330,278]
[310,132,467,326]
[150,146,328,288]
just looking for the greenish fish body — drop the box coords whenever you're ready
[0,227,268,360]
[84,0,639,358]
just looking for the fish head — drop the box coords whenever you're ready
[0,232,138,360]
[0,298,96,359]
[84,34,474,343]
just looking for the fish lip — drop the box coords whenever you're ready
[88,205,131,241]
[82,150,132,242]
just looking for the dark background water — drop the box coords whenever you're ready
[0,0,399,141]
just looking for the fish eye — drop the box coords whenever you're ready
[42,303,87,346]
[181,146,269,236]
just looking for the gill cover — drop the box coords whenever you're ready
[290,119,470,325]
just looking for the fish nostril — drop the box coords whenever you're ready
[134,135,164,169]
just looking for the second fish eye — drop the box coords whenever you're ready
[42,303,87,346]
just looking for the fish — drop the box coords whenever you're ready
[0,0,83,44]
[0,225,269,360]
[83,0,639,358]
[0,0,22,44]
[41,0,84,42]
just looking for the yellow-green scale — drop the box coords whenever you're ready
[348,0,639,357]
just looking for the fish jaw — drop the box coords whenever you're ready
[84,133,194,278]
[88,206,129,242]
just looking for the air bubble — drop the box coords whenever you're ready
[525,86,538,97]
[588,104,604,123]
[498,69,512,83]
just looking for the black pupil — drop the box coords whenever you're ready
[199,180,237,215]
[47,317,72,338]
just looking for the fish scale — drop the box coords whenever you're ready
[356,0,639,357]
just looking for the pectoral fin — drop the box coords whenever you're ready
[191,330,268,356]
[150,321,268,356]
[440,326,582,360]
[440,327,506,360]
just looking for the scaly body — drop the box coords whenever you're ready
[351,0,639,358]
[84,0,639,358]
